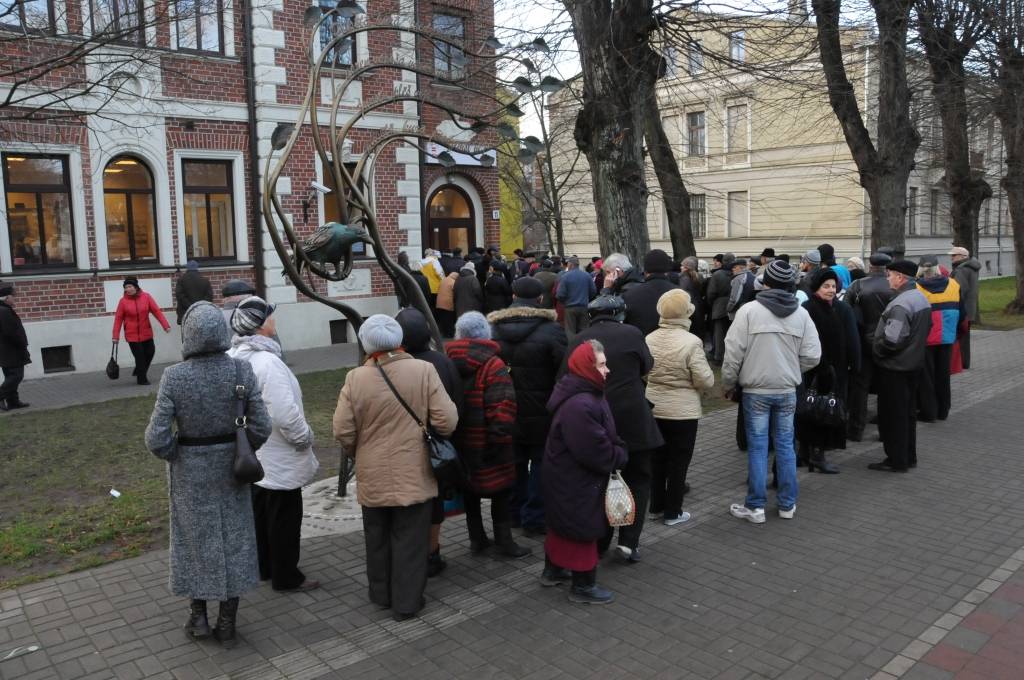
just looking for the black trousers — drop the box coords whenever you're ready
[128,339,156,383]
[362,501,432,615]
[876,369,918,470]
[847,349,876,438]
[464,488,512,541]
[650,419,699,520]
[917,344,953,421]
[0,365,25,404]
[599,448,653,552]
[711,318,730,363]
[252,486,305,591]
[960,323,971,369]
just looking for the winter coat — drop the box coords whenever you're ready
[569,318,664,452]
[484,273,513,313]
[333,352,458,507]
[951,258,981,322]
[0,299,30,368]
[844,271,895,348]
[144,302,272,600]
[436,273,458,311]
[727,271,757,320]
[228,334,318,491]
[533,270,558,309]
[440,254,464,275]
[446,339,517,495]
[677,273,706,340]
[487,303,568,445]
[609,266,645,299]
[543,374,628,542]
[420,256,444,294]
[706,267,734,320]
[872,281,932,372]
[917,275,961,346]
[112,290,170,343]
[645,316,715,420]
[453,271,485,318]
[556,268,596,308]
[722,289,822,394]
[174,271,213,323]
[799,295,852,451]
[621,274,679,336]
[395,268,431,309]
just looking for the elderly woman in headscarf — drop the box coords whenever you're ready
[145,301,272,648]
[541,340,628,605]
[333,315,458,621]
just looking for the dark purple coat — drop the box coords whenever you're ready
[543,374,628,542]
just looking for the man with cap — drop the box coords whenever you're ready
[758,248,776,270]
[228,297,320,594]
[175,260,213,325]
[532,259,559,310]
[488,276,568,535]
[843,252,895,441]
[949,246,980,369]
[797,249,823,297]
[0,281,31,410]
[818,243,851,291]
[723,260,821,524]
[705,252,736,364]
[556,256,596,341]
[869,259,931,472]
[612,249,678,337]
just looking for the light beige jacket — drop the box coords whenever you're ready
[333,352,458,507]
[644,318,715,420]
[436,273,458,311]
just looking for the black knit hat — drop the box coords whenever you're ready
[123,276,140,289]
[808,267,839,292]
[512,276,544,299]
[643,249,673,274]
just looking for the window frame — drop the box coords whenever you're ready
[688,40,704,75]
[906,186,918,236]
[686,110,706,158]
[432,11,466,80]
[729,30,746,63]
[90,0,145,45]
[1,152,78,270]
[690,193,707,239]
[180,158,236,261]
[318,0,357,69]
[103,155,160,265]
[929,188,940,236]
[174,0,225,55]
[0,0,56,32]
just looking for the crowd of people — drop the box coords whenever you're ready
[123,239,981,642]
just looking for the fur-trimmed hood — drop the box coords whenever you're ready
[486,305,558,324]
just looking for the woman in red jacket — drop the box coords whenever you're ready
[112,277,170,385]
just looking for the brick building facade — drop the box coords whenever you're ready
[0,0,500,377]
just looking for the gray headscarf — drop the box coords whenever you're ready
[181,301,231,358]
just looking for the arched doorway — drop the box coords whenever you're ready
[103,155,158,263]
[427,185,475,253]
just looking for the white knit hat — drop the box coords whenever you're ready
[358,314,404,353]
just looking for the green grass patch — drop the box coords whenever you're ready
[977,277,1024,330]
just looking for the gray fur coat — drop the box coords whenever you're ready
[145,302,272,600]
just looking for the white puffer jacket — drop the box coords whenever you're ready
[228,334,319,490]
[645,317,715,420]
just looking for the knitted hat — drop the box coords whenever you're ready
[222,279,256,297]
[512,276,544,299]
[869,252,893,267]
[643,249,673,274]
[0,281,13,298]
[817,243,836,265]
[656,288,694,321]
[887,260,918,278]
[358,314,403,353]
[760,247,775,258]
[808,267,839,292]
[762,260,796,288]
[802,249,822,266]
[230,296,275,336]
[845,256,865,271]
[454,311,491,340]
[123,276,140,289]
[186,260,199,271]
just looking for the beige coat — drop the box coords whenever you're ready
[333,352,458,507]
[436,273,458,311]
[645,318,715,420]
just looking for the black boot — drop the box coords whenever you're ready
[184,599,211,639]
[494,522,531,558]
[427,548,447,577]
[5,398,28,409]
[808,448,840,474]
[568,569,613,605]
[212,597,239,648]
[466,512,491,554]
[540,555,570,587]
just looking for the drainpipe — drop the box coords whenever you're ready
[242,0,266,297]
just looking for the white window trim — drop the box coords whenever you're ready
[725,189,751,238]
[690,193,707,239]
[91,143,174,269]
[425,174,484,249]
[309,0,368,69]
[168,0,236,57]
[172,150,249,265]
[0,143,90,274]
[723,100,752,169]
[315,153,376,258]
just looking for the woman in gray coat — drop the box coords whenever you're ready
[145,301,272,648]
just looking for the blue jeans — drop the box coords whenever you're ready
[743,392,798,511]
[511,444,545,529]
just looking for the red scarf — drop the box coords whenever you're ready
[369,347,405,362]
[568,342,605,389]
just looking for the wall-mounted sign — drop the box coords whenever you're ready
[425,143,484,167]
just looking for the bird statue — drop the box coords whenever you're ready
[295,221,372,279]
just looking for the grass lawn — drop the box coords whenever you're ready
[0,367,350,591]
[977,277,1024,330]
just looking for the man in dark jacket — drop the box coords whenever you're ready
[395,252,431,309]
[869,259,932,472]
[440,248,464,275]
[488,276,568,534]
[567,295,662,562]
[601,253,645,299]
[620,249,679,337]
[705,252,735,363]
[532,260,559,309]
[175,260,214,324]
[453,264,484,319]
[556,257,596,340]
[0,281,30,410]
[843,252,895,440]
[949,246,980,369]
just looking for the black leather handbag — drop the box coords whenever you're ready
[106,342,119,380]
[231,359,265,484]
[797,367,847,428]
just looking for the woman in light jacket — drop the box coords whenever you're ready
[333,315,458,621]
[112,276,171,385]
[227,296,320,593]
[645,289,715,526]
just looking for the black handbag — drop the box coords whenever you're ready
[106,342,119,380]
[376,360,464,488]
[797,367,847,428]
[231,359,265,484]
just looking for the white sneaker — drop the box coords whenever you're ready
[664,512,692,526]
[730,504,766,524]
[778,505,796,519]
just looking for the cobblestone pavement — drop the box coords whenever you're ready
[0,329,1022,679]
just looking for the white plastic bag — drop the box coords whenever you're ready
[605,470,636,528]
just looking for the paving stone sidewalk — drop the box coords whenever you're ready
[1,329,1023,679]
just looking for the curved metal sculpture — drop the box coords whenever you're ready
[261,3,560,351]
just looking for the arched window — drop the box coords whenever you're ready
[103,156,158,263]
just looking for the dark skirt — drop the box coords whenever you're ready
[545,531,598,572]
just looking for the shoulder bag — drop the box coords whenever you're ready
[106,342,119,380]
[605,470,636,528]
[376,360,465,488]
[796,366,847,428]
[231,359,265,484]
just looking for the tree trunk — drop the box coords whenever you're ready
[994,39,1024,313]
[1004,169,1024,313]
[644,89,696,261]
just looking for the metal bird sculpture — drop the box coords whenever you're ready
[295,221,372,280]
